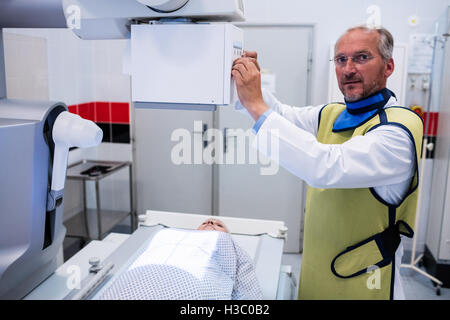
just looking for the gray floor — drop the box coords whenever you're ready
[281,253,450,300]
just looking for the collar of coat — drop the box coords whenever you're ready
[332,88,395,132]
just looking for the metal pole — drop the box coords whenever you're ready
[82,180,90,240]
[129,163,136,231]
[0,29,6,99]
[95,180,102,240]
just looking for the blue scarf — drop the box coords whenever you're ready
[332,88,395,132]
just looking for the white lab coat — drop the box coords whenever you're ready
[239,90,415,300]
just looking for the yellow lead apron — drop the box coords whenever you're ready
[298,104,423,300]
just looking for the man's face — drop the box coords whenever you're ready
[335,29,394,102]
[197,219,229,233]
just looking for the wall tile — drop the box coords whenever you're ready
[68,105,78,114]
[107,40,129,75]
[111,124,130,143]
[93,74,111,102]
[77,102,91,120]
[423,112,439,136]
[88,102,96,122]
[97,122,112,143]
[33,38,48,79]
[107,75,131,102]
[5,76,22,99]
[95,101,111,123]
[111,102,130,124]
[93,41,109,75]
[3,32,49,100]
[77,75,95,104]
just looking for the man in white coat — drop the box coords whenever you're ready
[231,25,423,300]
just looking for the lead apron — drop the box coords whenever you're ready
[298,104,423,300]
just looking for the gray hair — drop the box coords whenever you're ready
[335,25,394,61]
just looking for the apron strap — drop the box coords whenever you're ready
[331,223,401,279]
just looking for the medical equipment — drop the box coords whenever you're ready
[136,0,189,12]
[24,210,295,300]
[0,102,102,299]
[49,112,103,211]
[131,23,243,110]
[0,0,250,300]
[64,0,244,110]
[62,0,245,40]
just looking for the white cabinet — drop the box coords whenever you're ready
[131,23,243,107]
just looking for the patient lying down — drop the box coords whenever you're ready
[98,219,263,300]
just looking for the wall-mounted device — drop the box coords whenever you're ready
[62,0,245,40]
[131,23,243,111]
[63,0,245,111]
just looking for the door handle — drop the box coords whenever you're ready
[223,127,241,153]
[223,128,228,153]
[202,123,208,149]
[192,123,208,149]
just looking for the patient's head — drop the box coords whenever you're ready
[197,219,229,233]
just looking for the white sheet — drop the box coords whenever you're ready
[98,228,263,300]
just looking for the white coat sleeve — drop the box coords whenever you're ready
[253,112,415,189]
[235,89,324,136]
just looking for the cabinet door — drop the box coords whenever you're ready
[133,107,214,215]
[216,25,313,253]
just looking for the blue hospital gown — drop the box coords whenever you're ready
[98,228,263,300]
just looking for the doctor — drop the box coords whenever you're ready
[232,25,423,300]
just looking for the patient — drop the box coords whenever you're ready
[197,218,229,233]
[98,219,263,300]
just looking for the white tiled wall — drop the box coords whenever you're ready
[92,39,131,102]
[5,28,131,105]
[3,32,49,100]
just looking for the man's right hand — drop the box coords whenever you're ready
[232,53,269,121]
[242,51,260,71]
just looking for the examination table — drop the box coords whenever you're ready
[24,210,296,300]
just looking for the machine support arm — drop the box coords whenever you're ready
[0,0,67,28]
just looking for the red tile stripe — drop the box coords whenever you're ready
[67,102,130,124]
[423,112,439,137]
[95,102,111,123]
[111,102,130,124]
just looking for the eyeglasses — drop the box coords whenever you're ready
[331,53,376,67]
